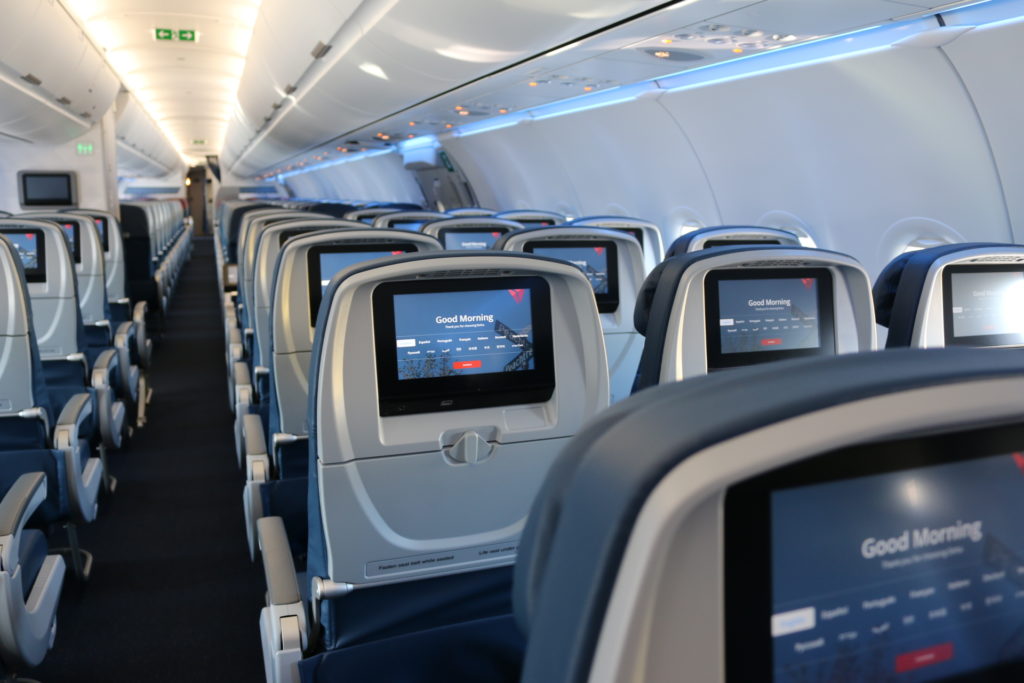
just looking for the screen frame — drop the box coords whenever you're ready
[0,228,47,283]
[942,264,1024,348]
[18,171,77,208]
[724,420,1024,682]
[372,275,556,417]
[523,239,620,313]
[306,242,419,324]
[703,238,782,249]
[704,267,836,371]
[438,226,512,250]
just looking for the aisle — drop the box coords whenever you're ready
[35,237,266,682]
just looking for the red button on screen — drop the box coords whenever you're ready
[760,338,783,346]
[453,360,482,370]
[895,643,953,673]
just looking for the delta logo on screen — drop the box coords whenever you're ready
[801,277,814,289]
[507,289,526,304]
[390,250,404,256]
[594,247,604,255]
[491,232,501,239]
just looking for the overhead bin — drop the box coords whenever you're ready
[115,95,181,177]
[0,0,118,143]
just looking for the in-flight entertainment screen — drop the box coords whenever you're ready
[441,228,508,250]
[391,221,425,232]
[703,238,781,249]
[93,217,109,251]
[372,276,555,415]
[943,266,1024,348]
[306,243,416,323]
[704,268,835,370]
[517,220,556,229]
[725,423,1024,682]
[1,229,46,282]
[60,222,81,263]
[525,240,620,313]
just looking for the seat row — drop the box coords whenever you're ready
[0,201,190,677]
[215,199,1024,682]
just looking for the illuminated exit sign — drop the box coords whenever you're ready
[76,142,94,156]
[178,30,196,41]
[155,28,173,40]
[154,28,197,41]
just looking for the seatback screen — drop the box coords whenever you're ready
[703,238,781,249]
[372,276,555,416]
[93,217,109,252]
[391,221,424,232]
[60,222,81,264]
[726,423,1024,682]
[517,220,557,229]
[441,228,508,250]
[525,240,620,313]
[704,268,835,370]
[942,266,1024,348]
[306,243,417,324]
[1,229,46,282]
[21,173,74,206]
[609,227,645,251]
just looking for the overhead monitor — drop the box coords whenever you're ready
[942,265,1024,348]
[726,422,1024,682]
[703,239,782,249]
[524,240,619,313]
[0,229,46,282]
[306,243,417,324]
[372,276,555,416]
[440,227,511,251]
[59,221,81,264]
[18,172,77,208]
[704,268,835,370]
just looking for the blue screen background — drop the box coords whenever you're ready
[531,245,609,294]
[718,277,819,353]
[4,233,39,269]
[443,231,502,250]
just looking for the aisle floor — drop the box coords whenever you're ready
[35,237,266,682]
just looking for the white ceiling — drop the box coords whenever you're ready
[62,0,261,163]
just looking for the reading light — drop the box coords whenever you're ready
[528,81,538,87]
[654,50,671,58]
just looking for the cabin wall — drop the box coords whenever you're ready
[282,151,425,203]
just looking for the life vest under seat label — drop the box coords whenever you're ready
[366,541,518,578]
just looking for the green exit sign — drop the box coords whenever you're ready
[76,142,94,156]
[154,28,173,40]
[178,29,196,41]
[192,139,206,145]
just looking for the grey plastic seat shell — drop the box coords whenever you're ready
[343,208,401,223]
[494,210,566,226]
[446,207,497,217]
[371,211,448,229]
[420,217,524,245]
[500,226,645,403]
[571,216,665,275]
[669,225,804,255]
[639,246,876,386]
[513,347,1024,683]
[65,209,127,300]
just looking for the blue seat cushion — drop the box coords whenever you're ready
[298,614,524,683]
[18,529,48,600]
[0,449,69,525]
[259,477,308,569]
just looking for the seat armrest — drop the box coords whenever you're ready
[53,393,103,523]
[227,328,244,363]
[0,473,46,572]
[257,517,301,606]
[245,413,268,458]
[91,349,126,449]
[90,349,119,390]
[233,361,253,415]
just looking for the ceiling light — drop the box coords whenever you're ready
[528,81,539,87]
[498,108,509,114]
[359,62,389,80]
[408,121,416,126]
[654,50,671,58]
[458,110,470,116]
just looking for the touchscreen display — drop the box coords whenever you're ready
[93,217,109,251]
[771,451,1024,681]
[705,269,834,369]
[60,222,80,263]
[391,221,424,232]
[526,241,619,313]
[517,220,556,229]
[944,267,1024,347]
[703,238,781,249]
[1,229,46,282]
[373,276,555,416]
[306,244,415,324]
[442,229,506,250]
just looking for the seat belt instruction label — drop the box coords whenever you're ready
[366,542,517,578]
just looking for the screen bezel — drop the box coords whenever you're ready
[372,276,556,417]
[942,264,1024,348]
[724,420,1024,682]
[19,172,76,207]
[59,221,81,264]
[0,229,47,282]
[438,226,512,250]
[306,242,418,324]
[704,267,836,370]
[523,239,620,313]
[703,238,782,249]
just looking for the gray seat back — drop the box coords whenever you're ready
[494,210,565,229]
[67,210,127,301]
[343,207,401,224]
[21,213,107,325]
[571,216,665,275]
[500,226,645,403]
[0,235,36,415]
[371,211,447,230]
[421,217,522,250]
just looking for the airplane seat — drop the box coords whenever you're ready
[370,211,447,231]
[570,216,665,275]
[256,251,609,682]
[0,233,101,581]
[227,202,275,264]
[511,346,1024,682]
[241,229,443,558]
[664,225,803,257]
[421,217,523,251]
[497,226,645,402]
[494,210,566,229]
[872,242,1024,349]
[342,207,402,224]
[632,246,876,392]
[446,207,497,217]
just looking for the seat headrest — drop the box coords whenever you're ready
[665,225,800,258]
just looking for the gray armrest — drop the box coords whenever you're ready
[113,322,140,401]
[53,393,103,523]
[233,361,253,414]
[0,473,46,571]
[257,517,301,606]
[90,348,118,389]
[245,414,268,458]
[91,348,125,449]
[227,328,244,363]
[132,301,152,368]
